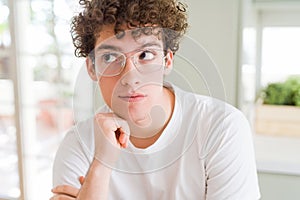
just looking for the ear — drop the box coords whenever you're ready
[86,57,97,81]
[163,51,173,75]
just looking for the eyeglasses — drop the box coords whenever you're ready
[92,49,166,77]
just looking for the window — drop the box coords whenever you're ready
[261,27,300,86]
[240,6,300,121]
[0,0,87,199]
[240,1,300,175]
[0,0,21,199]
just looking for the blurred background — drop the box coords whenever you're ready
[0,0,83,199]
[0,0,300,199]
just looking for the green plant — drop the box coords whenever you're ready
[294,85,300,106]
[261,76,300,106]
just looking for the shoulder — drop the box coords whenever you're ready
[63,117,95,155]
[53,105,112,187]
[53,117,95,187]
[171,84,252,151]
[56,105,111,160]
[172,83,243,122]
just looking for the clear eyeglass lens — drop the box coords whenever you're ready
[95,49,164,76]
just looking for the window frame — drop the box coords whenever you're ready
[247,1,300,176]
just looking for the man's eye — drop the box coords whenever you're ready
[139,51,155,61]
[102,54,117,63]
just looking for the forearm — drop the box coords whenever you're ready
[77,158,112,200]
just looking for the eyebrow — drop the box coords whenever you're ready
[95,42,163,53]
[95,44,121,52]
[139,42,163,49]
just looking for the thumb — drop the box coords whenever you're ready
[79,176,85,185]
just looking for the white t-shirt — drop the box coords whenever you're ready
[53,84,260,200]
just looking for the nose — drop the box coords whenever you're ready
[120,57,141,87]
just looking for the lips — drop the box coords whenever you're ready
[118,93,147,102]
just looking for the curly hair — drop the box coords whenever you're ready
[71,0,188,57]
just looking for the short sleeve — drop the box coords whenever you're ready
[204,110,261,200]
[52,121,94,188]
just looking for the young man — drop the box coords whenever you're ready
[51,0,260,199]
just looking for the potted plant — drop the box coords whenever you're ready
[255,76,300,136]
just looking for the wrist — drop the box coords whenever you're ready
[77,158,112,199]
[95,141,121,166]
[91,158,113,175]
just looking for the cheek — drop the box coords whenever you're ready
[144,70,164,83]
[99,78,118,106]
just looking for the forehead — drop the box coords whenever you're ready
[94,27,163,53]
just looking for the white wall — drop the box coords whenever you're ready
[185,0,241,106]
[184,1,300,200]
[258,172,300,200]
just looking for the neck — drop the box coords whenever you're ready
[129,87,175,149]
[129,130,164,149]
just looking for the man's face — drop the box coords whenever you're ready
[90,27,173,127]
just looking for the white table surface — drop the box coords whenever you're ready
[254,134,300,175]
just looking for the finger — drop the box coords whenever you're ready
[117,119,130,136]
[95,113,130,136]
[118,128,129,148]
[51,185,79,197]
[94,118,119,146]
[95,116,120,135]
[115,128,121,141]
[50,194,75,200]
[79,176,85,185]
[116,122,130,148]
